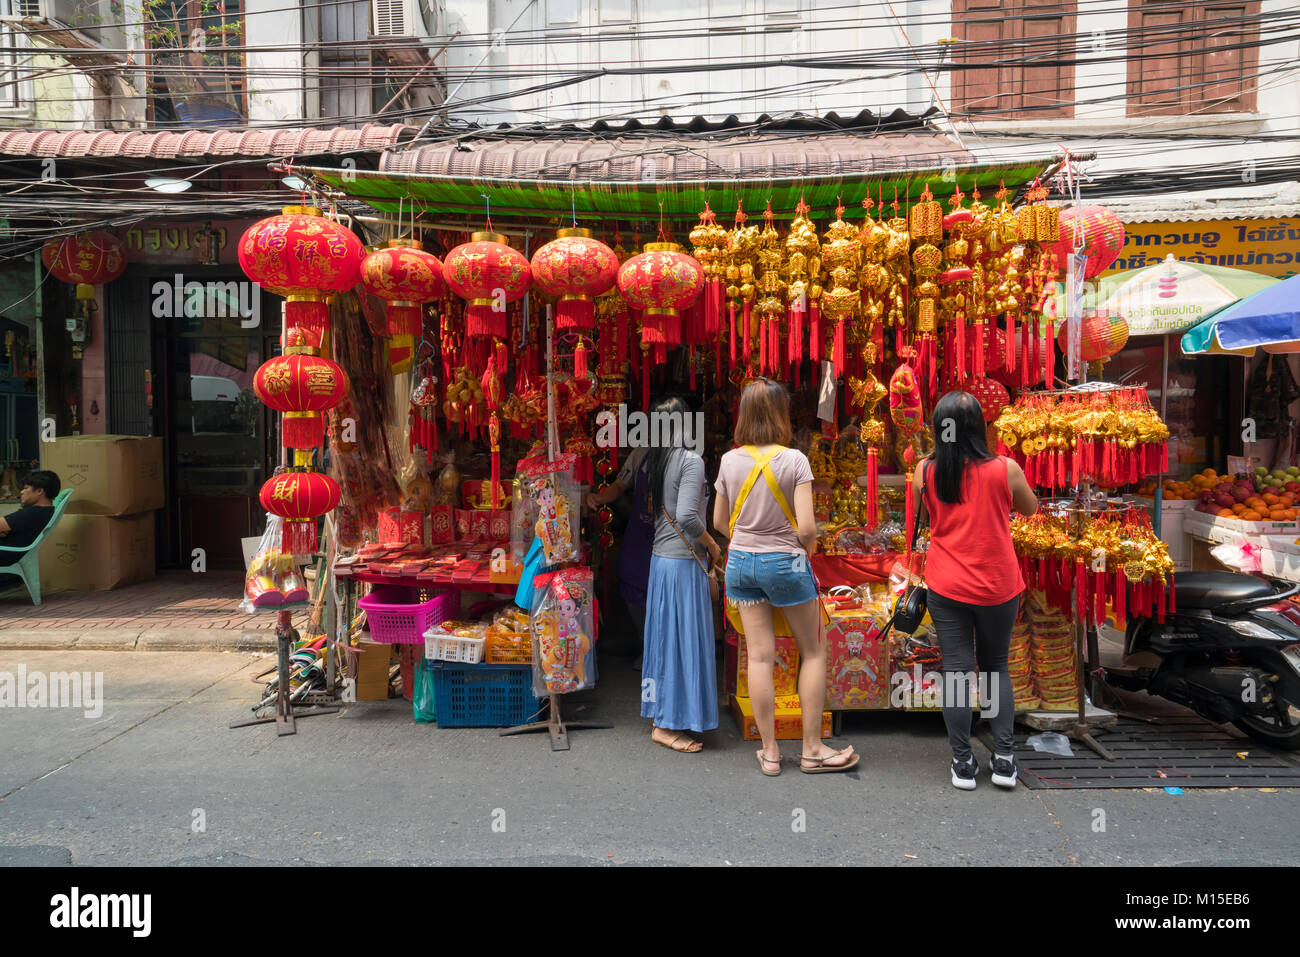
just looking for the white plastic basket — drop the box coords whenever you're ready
[424,627,486,664]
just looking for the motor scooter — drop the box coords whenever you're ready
[1104,571,1300,749]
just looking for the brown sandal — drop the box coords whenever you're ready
[652,727,702,753]
[756,750,782,776]
[800,746,859,774]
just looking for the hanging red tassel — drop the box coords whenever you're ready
[1095,568,1107,624]
[1168,574,1176,615]
[833,318,846,379]
[974,322,985,378]
[955,314,967,381]
[1044,318,1054,387]
[743,301,752,365]
[759,315,768,372]
[1075,557,1086,622]
[641,348,650,411]
[729,301,737,368]
[866,447,879,532]
[1005,317,1016,385]
[809,300,821,367]
[904,468,916,565]
[574,338,588,383]
[1156,578,1166,624]
[282,413,324,451]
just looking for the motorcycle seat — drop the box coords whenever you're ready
[1174,571,1276,610]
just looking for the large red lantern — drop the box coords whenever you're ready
[617,242,703,345]
[442,232,531,340]
[1047,205,1125,279]
[253,345,350,450]
[259,468,340,555]
[237,205,364,338]
[530,228,619,330]
[359,239,445,338]
[1060,310,1129,363]
[42,230,126,300]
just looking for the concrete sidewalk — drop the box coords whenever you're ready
[0,571,276,652]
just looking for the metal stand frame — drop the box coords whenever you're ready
[229,608,340,736]
[499,693,611,751]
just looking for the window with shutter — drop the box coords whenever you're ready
[951,0,1075,118]
[1126,1,1259,115]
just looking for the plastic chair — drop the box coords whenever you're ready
[0,489,72,606]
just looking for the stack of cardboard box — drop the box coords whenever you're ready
[39,435,163,591]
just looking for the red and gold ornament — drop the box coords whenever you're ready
[253,336,350,450]
[42,230,126,301]
[530,227,618,330]
[259,464,340,556]
[443,232,531,340]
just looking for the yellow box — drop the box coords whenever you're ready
[730,694,831,741]
[489,559,524,585]
[736,634,798,698]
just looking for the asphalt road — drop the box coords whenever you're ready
[1,649,1297,867]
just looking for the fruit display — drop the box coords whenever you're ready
[1180,466,1299,522]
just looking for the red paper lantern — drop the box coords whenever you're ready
[42,230,126,299]
[1059,310,1129,362]
[259,468,340,555]
[1047,205,1125,279]
[443,232,531,340]
[237,205,364,337]
[254,347,350,450]
[360,239,445,337]
[617,243,703,347]
[530,228,619,330]
[960,376,1010,423]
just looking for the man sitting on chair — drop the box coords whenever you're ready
[0,470,59,566]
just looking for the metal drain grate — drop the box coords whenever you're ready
[978,715,1300,789]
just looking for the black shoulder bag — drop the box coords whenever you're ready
[885,460,929,636]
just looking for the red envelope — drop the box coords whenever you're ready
[429,506,455,544]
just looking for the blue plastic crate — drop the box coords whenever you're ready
[428,661,542,728]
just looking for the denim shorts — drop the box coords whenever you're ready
[725,548,818,608]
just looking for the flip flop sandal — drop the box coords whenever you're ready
[653,729,701,753]
[756,750,782,776]
[800,747,860,774]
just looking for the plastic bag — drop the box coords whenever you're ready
[516,453,580,566]
[1027,731,1074,757]
[1210,540,1262,574]
[530,567,598,695]
[239,515,297,614]
[413,660,437,723]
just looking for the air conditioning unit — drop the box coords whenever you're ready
[371,0,441,41]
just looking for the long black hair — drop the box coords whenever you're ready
[929,391,993,505]
[645,396,694,515]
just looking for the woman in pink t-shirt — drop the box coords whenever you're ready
[912,390,1038,791]
[713,379,858,777]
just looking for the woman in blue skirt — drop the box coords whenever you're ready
[641,397,721,752]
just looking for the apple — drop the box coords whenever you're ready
[1200,490,1215,503]
[1231,486,1250,503]
[1286,482,1300,493]
[1288,466,1300,476]
[1215,492,1235,508]
[1215,482,1233,494]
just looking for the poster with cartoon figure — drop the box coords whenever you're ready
[515,454,579,566]
[531,568,598,696]
[824,617,891,710]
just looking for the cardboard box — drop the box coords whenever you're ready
[39,512,155,591]
[824,617,891,710]
[736,633,798,698]
[1183,510,1300,543]
[354,639,394,700]
[41,435,164,516]
[730,694,831,741]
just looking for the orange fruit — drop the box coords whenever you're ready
[1242,510,1263,521]
[1231,503,1247,514]
[1218,509,1235,518]
[1264,493,1280,506]
[1202,468,1216,477]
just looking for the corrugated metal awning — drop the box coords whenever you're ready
[0,124,416,160]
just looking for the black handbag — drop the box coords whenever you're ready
[887,462,929,636]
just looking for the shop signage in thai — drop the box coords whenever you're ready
[1105,217,1300,279]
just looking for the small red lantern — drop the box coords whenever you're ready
[617,242,703,346]
[42,230,126,300]
[1059,310,1129,362]
[530,228,619,330]
[238,205,364,338]
[259,468,340,555]
[443,232,531,340]
[360,239,445,338]
[253,344,350,450]
[1047,205,1125,279]
[960,376,1010,423]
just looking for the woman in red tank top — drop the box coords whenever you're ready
[911,391,1038,791]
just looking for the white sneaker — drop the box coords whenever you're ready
[951,756,978,791]
[990,755,1018,789]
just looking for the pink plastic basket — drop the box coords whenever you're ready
[358,585,459,644]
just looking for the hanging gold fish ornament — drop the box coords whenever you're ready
[819,202,861,380]
[782,198,819,384]
[858,196,889,370]
[725,202,759,371]
[753,202,785,376]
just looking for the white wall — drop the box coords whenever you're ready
[245,0,312,124]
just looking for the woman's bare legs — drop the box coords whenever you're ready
[738,601,779,765]
[784,597,854,766]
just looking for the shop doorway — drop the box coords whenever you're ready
[107,267,278,569]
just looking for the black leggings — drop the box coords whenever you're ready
[926,590,1021,761]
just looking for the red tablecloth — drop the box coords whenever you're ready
[811,553,899,589]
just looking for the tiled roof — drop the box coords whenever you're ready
[0,124,415,159]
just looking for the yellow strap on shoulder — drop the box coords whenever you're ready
[729,445,794,536]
